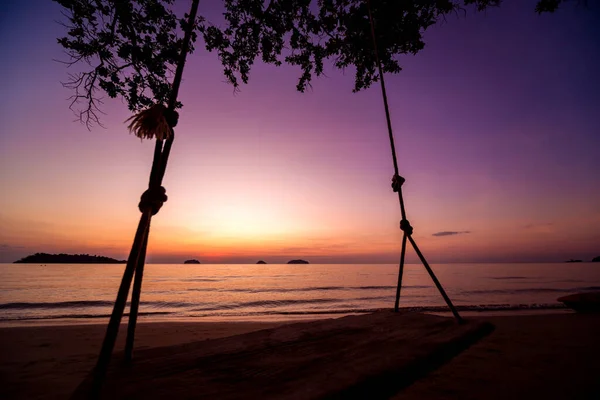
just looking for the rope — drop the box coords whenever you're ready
[365,1,398,177]
[365,0,408,222]
[365,0,462,323]
[150,0,199,188]
[90,1,201,396]
[138,185,168,215]
[391,174,405,192]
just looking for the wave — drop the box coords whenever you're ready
[0,302,570,323]
[191,296,399,312]
[3,284,595,312]
[489,276,531,280]
[0,311,172,322]
[190,297,347,312]
[0,300,195,310]
[186,303,569,317]
[187,285,427,294]
[269,302,568,315]
[0,300,115,310]
[461,286,600,295]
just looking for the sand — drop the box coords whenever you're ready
[1,312,599,399]
[0,321,284,399]
[397,312,600,400]
[71,311,492,399]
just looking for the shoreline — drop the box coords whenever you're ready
[1,312,599,399]
[0,308,573,328]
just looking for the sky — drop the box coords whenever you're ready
[0,0,599,264]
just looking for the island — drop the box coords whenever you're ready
[287,259,309,264]
[256,260,267,264]
[184,259,201,264]
[14,253,126,264]
[592,256,600,262]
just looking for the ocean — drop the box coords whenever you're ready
[1,263,599,326]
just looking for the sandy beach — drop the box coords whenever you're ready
[0,320,285,399]
[398,312,600,400]
[1,312,599,399]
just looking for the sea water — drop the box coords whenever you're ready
[1,263,599,326]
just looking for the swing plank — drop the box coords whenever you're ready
[72,311,493,399]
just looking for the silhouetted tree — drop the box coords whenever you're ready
[55,1,587,128]
[201,0,588,93]
[54,0,202,128]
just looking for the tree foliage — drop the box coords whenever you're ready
[200,0,501,93]
[201,0,586,93]
[54,0,201,128]
[54,0,586,128]
[535,0,587,13]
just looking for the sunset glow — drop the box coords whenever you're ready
[0,0,598,264]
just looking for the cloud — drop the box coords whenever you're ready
[432,231,471,237]
[522,222,553,229]
[521,222,555,234]
[0,244,24,250]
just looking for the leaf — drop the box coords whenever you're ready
[200,0,577,92]
[54,0,189,128]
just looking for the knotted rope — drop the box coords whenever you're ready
[399,219,413,236]
[365,0,462,323]
[139,181,168,215]
[130,106,179,215]
[391,174,405,192]
[90,1,200,397]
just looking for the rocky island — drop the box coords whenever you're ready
[256,260,267,264]
[287,259,309,264]
[14,253,126,264]
[184,259,201,264]
[592,256,600,262]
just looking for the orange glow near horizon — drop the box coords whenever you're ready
[1,1,599,264]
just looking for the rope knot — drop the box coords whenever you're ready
[391,174,405,192]
[138,186,168,215]
[164,109,179,128]
[400,219,413,235]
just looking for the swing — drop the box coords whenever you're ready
[88,0,463,395]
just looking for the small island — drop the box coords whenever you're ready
[14,253,126,264]
[592,256,600,263]
[184,259,201,264]
[256,260,267,264]
[565,259,583,263]
[287,259,309,264]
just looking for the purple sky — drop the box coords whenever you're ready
[0,0,599,264]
